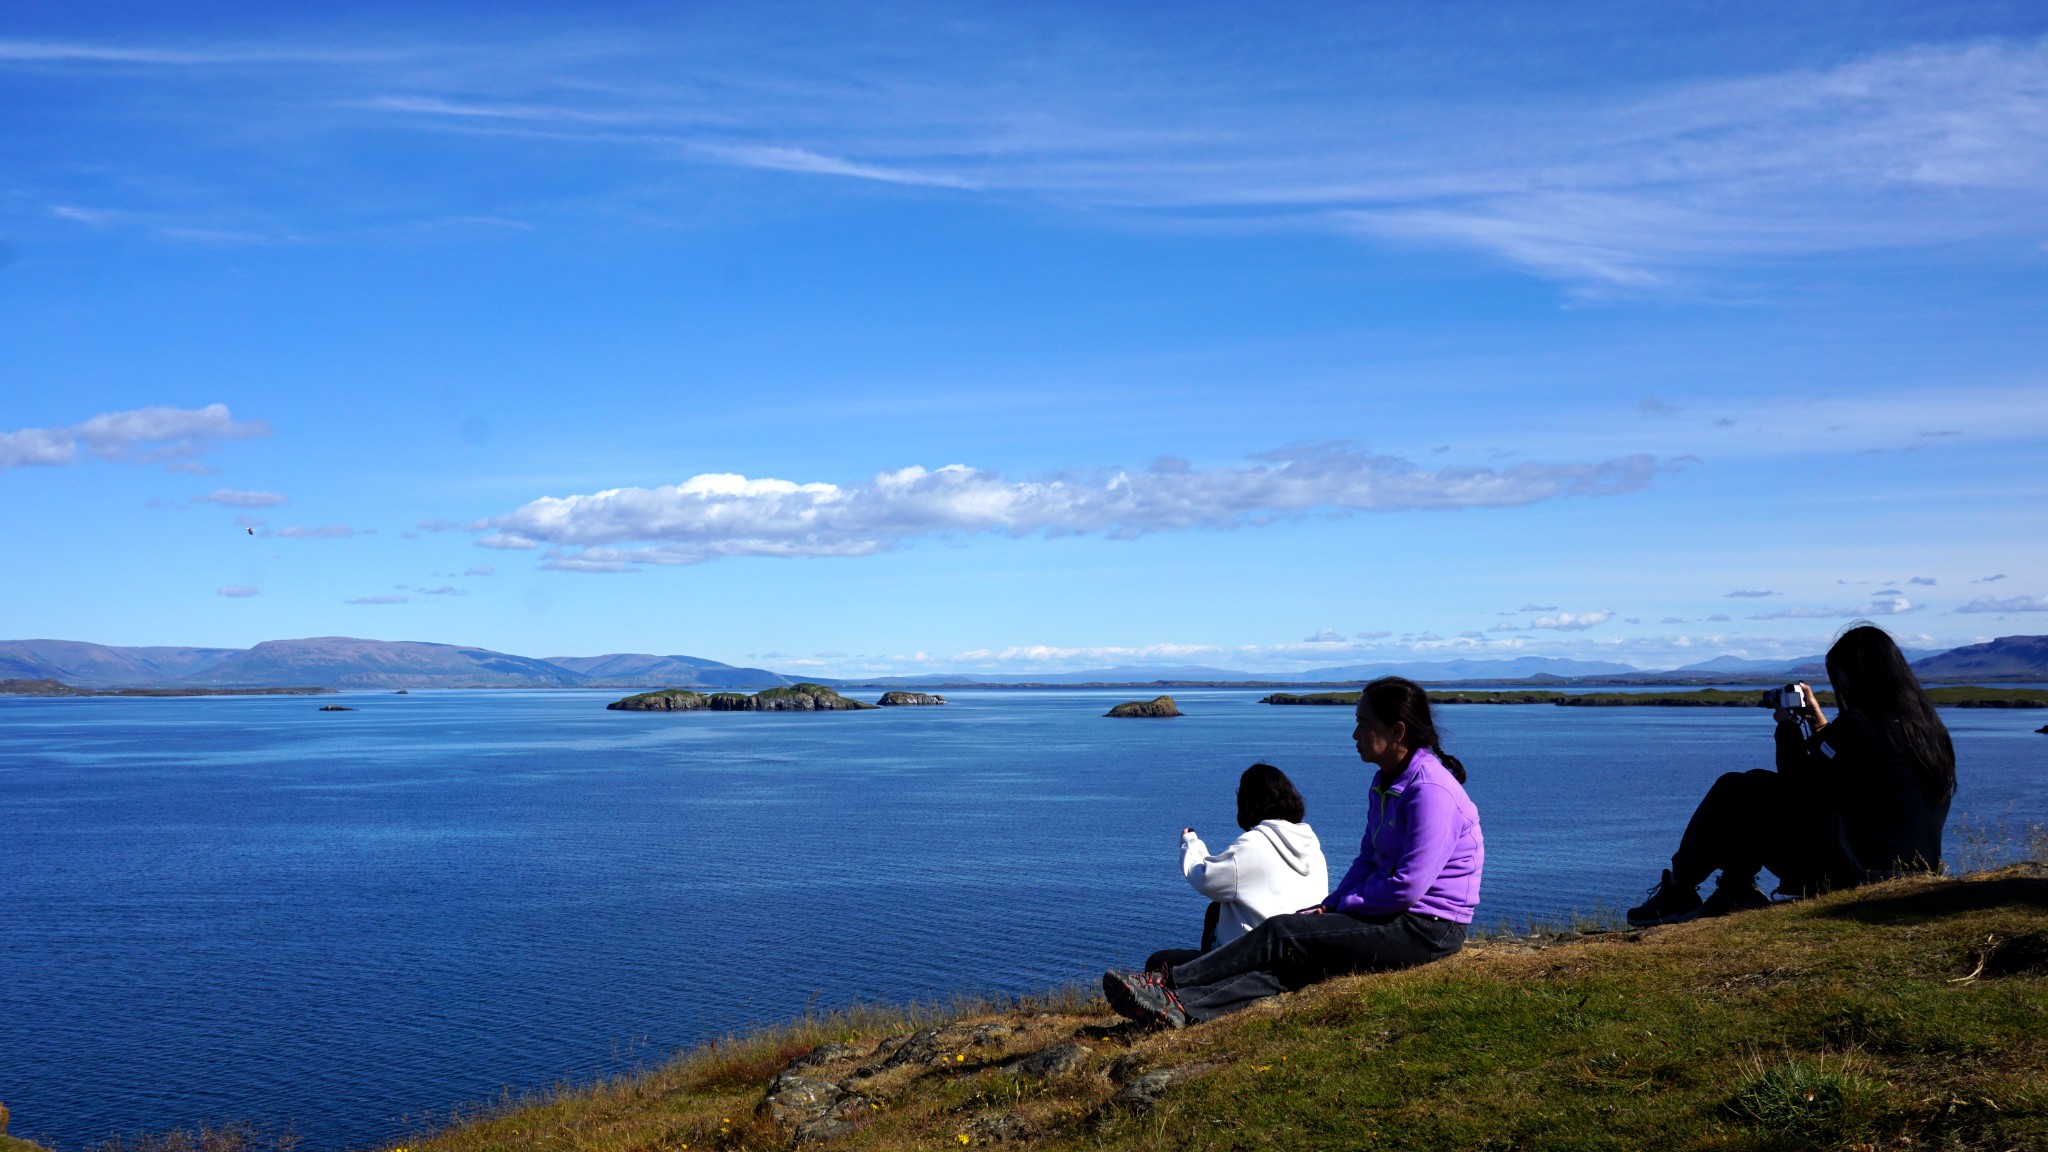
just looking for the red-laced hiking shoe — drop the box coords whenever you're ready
[1625,869,1704,927]
[1102,969,1189,1029]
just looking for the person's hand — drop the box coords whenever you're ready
[1295,904,1326,915]
[1794,682,1829,731]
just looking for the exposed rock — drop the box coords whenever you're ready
[877,691,946,706]
[608,683,877,712]
[787,1041,868,1071]
[1006,1041,1090,1078]
[968,1022,1012,1047]
[1098,1063,1216,1118]
[2037,724,2048,734]
[317,705,354,711]
[958,1110,1030,1143]
[1105,1052,1146,1082]
[607,689,710,711]
[1106,695,1182,718]
[792,1114,861,1144]
[712,683,878,711]
[759,1074,844,1126]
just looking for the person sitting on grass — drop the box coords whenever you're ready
[1627,623,1956,927]
[1103,677,1483,1029]
[1143,762,1330,975]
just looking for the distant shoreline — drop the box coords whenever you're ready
[0,679,332,698]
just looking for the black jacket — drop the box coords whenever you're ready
[1775,707,1952,887]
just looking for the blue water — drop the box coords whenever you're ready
[2,690,2042,1150]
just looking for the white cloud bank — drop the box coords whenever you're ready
[0,404,270,472]
[476,445,1661,571]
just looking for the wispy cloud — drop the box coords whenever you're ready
[1956,594,2048,613]
[344,593,408,605]
[476,443,1661,570]
[215,585,259,598]
[1752,593,1918,619]
[11,23,2047,286]
[273,524,368,539]
[0,404,270,472]
[194,487,289,508]
[1726,589,1777,598]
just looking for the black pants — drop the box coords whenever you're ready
[1160,910,1466,1023]
[1670,769,1822,892]
[1143,902,1223,974]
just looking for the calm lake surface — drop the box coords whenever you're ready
[4,689,2043,1150]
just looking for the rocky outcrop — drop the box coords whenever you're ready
[607,688,711,711]
[1106,695,1182,718]
[613,683,876,712]
[713,683,878,711]
[877,690,946,706]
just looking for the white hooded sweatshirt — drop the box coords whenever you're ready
[1180,820,1330,947]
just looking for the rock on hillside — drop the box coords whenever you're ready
[878,691,946,706]
[1106,695,1182,717]
[608,688,710,711]
[610,683,876,712]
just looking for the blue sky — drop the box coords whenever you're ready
[2,1,2045,675]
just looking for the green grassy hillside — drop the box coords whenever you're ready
[393,866,2047,1152]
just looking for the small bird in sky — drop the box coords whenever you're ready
[247,527,254,535]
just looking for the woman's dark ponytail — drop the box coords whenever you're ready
[1362,677,1467,784]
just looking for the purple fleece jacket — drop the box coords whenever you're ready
[1322,747,1484,923]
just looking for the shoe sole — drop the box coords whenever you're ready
[1102,972,1163,1026]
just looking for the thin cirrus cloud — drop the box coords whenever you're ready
[194,488,289,508]
[1725,589,1777,598]
[1751,593,1918,619]
[1956,594,2048,613]
[265,524,370,538]
[344,594,408,605]
[215,585,259,598]
[471,444,1662,571]
[11,24,2048,287]
[0,404,269,472]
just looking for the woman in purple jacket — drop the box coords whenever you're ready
[1103,677,1484,1029]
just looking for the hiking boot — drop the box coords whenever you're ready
[1102,969,1189,1030]
[1626,869,1703,927]
[1701,876,1772,917]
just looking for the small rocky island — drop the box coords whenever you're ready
[1106,695,1182,718]
[609,683,878,712]
[877,691,946,706]
[318,705,354,711]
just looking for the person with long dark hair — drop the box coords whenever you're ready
[1103,677,1484,1028]
[1628,623,1956,926]
[1142,763,1329,975]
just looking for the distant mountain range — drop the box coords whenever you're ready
[3,635,2040,691]
[0,637,790,690]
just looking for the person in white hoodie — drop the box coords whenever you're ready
[1144,763,1329,973]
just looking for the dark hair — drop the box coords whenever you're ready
[1825,622,1956,800]
[1236,762,1307,829]
[1360,676,1468,784]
